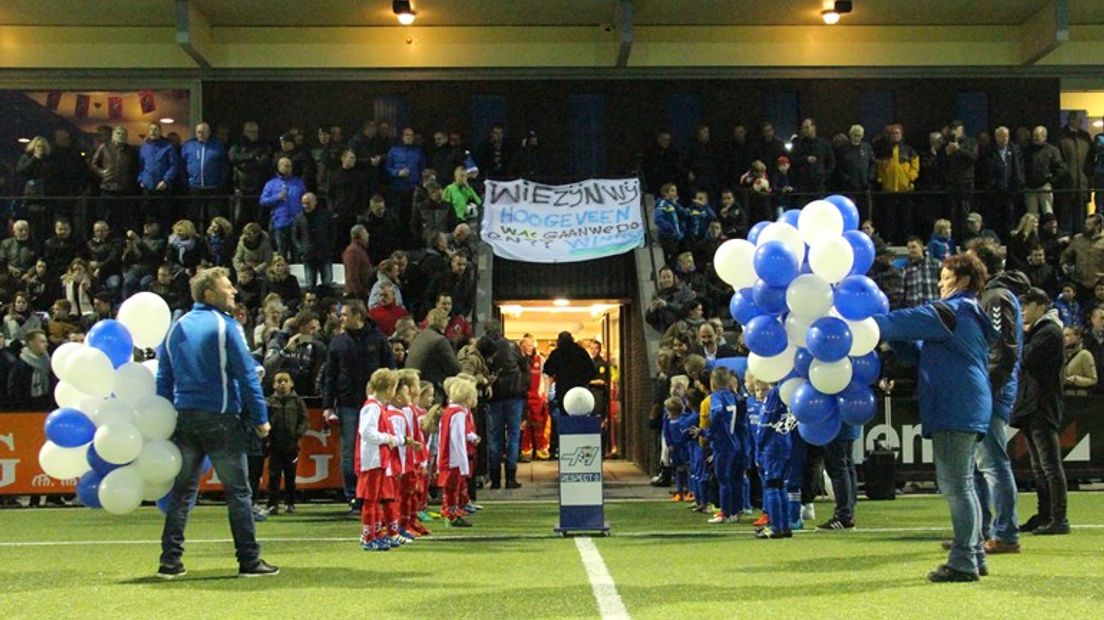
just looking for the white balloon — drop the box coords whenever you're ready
[847,317,881,356]
[808,236,855,284]
[98,466,146,515]
[51,342,83,382]
[713,239,758,289]
[797,200,845,246]
[117,292,172,349]
[54,381,94,410]
[784,313,815,348]
[38,441,91,480]
[809,358,853,395]
[113,362,156,406]
[133,396,179,441]
[141,358,159,378]
[563,387,596,416]
[757,222,806,265]
[93,422,144,465]
[135,440,183,483]
[65,347,116,397]
[785,274,834,318]
[747,345,797,383]
[779,377,806,407]
[90,399,135,428]
[142,478,175,502]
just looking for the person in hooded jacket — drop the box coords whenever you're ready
[966,239,1029,554]
[874,252,998,583]
[478,328,530,490]
[1011,288,1069,537]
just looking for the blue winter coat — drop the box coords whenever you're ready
[873,291,999,437]
[385,144,425,191]
[137,138,180,189]
[259,175,307,230]
[684,204,717,241]
[181,138,229,189]
[663,409,697,466]
[927,233,957,262]
[654,198,685,241]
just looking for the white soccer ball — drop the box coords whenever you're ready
[563,387,596,416]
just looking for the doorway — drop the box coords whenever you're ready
[497,299,628,459]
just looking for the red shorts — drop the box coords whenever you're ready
[356,468,384,502]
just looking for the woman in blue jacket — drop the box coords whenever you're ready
[873,252,998,583]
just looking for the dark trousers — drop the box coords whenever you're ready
[187,187,226,230]
[986,191,1018,241]
[1025,420,1068,523]
[947,185,973,239]
[96,190,129,234]
[825,436,858,522]
[142,187,173,234]
[160,410,259,567]
[879,193,913,245]
[267,449,299,507]
[247,453,266,504]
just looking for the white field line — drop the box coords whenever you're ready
[575,537,631,620]
[2,523,1103,547]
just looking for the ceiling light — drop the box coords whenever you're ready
[821,0,852,24]
[553,298,570,307]
[393,0,415,25]
[821,10,840,24]
[1094,120,1104,128]
[159,117,175,124]
[17,137,30,144]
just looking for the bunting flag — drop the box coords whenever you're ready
[138,90,156,114]
[107,96,124,120]
[46,91,62,111]
[74,94,90,119]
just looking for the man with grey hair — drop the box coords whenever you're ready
[984,126,1024,236]
[90,126,137,232]
[1058,111,1093,234]
[837,124,875,214]
[156,266,277,579]
[1023,126,1066,217]
[181,121,229,227]
[341,224,373,300]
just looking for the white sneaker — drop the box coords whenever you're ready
[707,514,728,524]
[801,503,816,521]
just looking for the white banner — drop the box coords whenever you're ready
[480,178,644,263]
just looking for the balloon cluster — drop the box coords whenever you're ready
[37,292,181,515]
[714,196,887,446]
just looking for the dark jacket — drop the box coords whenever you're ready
[943,136,979,189]
[1023,142,1066,189]
[1011,309,1065,430]
[405,326,461,389]
[984,144,1025,192]
[327,166,370,219]
[479,336,530,402]
[690,343,740,361]
[87,237,123,278]
[835,141,874,191]
[980,271,1030,421]
[321,323,395,409]
[643,143,679,195]
[679,139,717,192]
[791,136,836,193]
[229,136,273,194]
[41,235,83,277]
[293,208,336,265]
[266,391,309,453]
[90,142,137,193]
[543,341,597,405]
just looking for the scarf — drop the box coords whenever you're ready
[207,233,225,264]
[169,234,197,264]
[19,348,51,398]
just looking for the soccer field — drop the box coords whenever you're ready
[2,493,1103,620]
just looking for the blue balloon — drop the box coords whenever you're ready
[744,315,789,357]
[779,209,801,227]
[44,408,96,448]
[806,317,853,362]
[747,220,770,245]
[825,195,860,232]
[793,347,814,378]
[87,319,135,368]
[798,413,843,446]
[753,241,800,287]
[201,456,212,476]
[834,275,882,321]
[752,279,788,316]
[76,470,103,509]
[837,382,878,426]
[843,230,876,276]
[791,382,836,425]
[730,288,764,326]
[875,290,890,315]
[87,444,123,476]
[851,351,882,385]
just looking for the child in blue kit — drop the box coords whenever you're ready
[654,183,686,266]
[752,378,795,539]
[700,367,746,524]
[663,396,695,502]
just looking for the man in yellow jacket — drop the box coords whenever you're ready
[874,124,920,244]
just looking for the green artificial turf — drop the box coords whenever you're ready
[2,493,1103,619]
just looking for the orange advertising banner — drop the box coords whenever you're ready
[0,409,343,495]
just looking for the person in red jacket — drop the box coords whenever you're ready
[519,335,550,461]
[437,376,480,527]
[356,369,399,551]
[382,378,420,548]
[368,284,410,336]
[408,379,435,535]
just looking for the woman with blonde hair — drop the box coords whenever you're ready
[927,218,957,261]
[61,258,95,318]
[436,376,480,527]
[266,254,302,310]
[1006,212,1039,272]
[204,216,234,268]
[168,219,203,277]
[17,136,54,234]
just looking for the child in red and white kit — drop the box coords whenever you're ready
[407,379,435,534]
[390,369,426,541]
[380,371,423,548]
[418,382,443,520]
[437,376,480,527]
[356,368,401,552]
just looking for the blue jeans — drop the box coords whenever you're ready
[825,436,858,523]
[486,398,524,470]
[932,430,985,574]
[160,410,259,567]
[272,226,294,259]
[304,261,333,292]
[337,406,360,501]
[974,415,1019,544]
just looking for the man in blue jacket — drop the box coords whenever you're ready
[137,122,179,233]
[386,127,425,244]
[874,252,998,583]
[259,156,306,259]
[180,122,229,228]
[156,267,278,579]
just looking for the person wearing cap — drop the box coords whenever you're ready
[962,212,1000,247]
[1011,287,1069,536]
[873,252,999,582]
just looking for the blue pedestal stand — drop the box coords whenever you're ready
[554,414,610,536]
